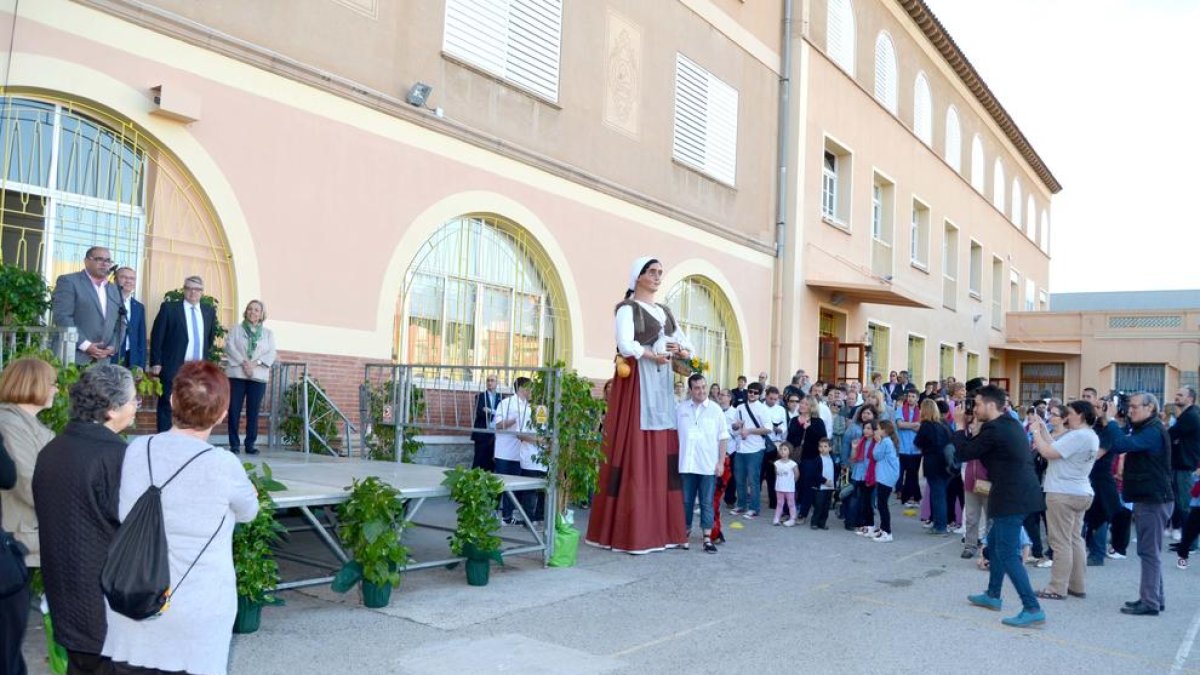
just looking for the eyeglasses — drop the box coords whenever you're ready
[184,286,204,292]
[787,398,800,404]
[88,256,113,263]
[747,391,760,396]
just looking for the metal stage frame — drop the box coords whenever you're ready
[245,451,549,590]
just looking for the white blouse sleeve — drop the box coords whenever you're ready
[615,305,645,358]
[666,317,694,355]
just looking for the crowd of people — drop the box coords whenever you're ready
[0,247,278,674]
[569,256,1200,630]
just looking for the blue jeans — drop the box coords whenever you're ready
[1084,520,1108,564]
[734,450,764,512]
[681,473,716,532]
[927,473,949,532]
[493,458,522,521]
[986,514,1041,611]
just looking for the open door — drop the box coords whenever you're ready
[818,337,839,384]
[837,343,865,383]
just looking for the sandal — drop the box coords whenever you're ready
[1035,590,1066,600]
[1067,590,1087,598]
[703,538,718,554]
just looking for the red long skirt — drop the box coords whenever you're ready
[585,358,687,553]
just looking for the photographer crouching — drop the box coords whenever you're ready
[1101,391,1173,616]
[954,385,1046,628]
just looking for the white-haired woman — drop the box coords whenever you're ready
[224,299,276,454]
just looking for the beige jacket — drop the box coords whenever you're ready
[223,323,277,383]
[0,403,55,566]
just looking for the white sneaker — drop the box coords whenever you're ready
[858,526,877,537]
[1107,551,1126,560]
[952,525,966,534]
[1172,529,1183,542]
[1036,558,1054,568]
[872,532,894,543]
[783,519,796,527]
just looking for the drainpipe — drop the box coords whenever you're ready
[770,0,795,381]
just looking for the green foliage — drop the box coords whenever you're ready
[0,264,50,326]
[130,366,163,399]
[336,476,408,588]
[233,463,288,605]
[279,379,339,448]
[362,380,425,462]
[162,287,227,362]
[442,466,504,558]
[531,363,606,516]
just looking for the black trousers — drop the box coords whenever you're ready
[855,481,874,528]
[946,473,964,525]
[519,469,547,522]
[898,455,922,503]
[1177,508,1200,561]
[811,489,833,528]
[1,577,29,675]
[227,378,266,450]
[1111,507,1133,555]
[471,436,495,472]
[155,372,175,432]
[109,659,186,674]
[875,484,894,534]
[68,650,115,675]
[1024,510,1046,559]
[723,469,738,506]
[796,458,822,519]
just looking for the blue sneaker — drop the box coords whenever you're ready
[968,593,1002,611]
[1001,609,1046,627]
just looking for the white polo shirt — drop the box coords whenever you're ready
[763,402,788,444]
[735,400,771,453]
[493,395,530,462]
[677,398,730,475]
[723,405,740,455]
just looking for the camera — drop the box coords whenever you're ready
[1107,390,1130,418]
[964,397,975,415]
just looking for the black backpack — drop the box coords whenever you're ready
[100,437,225,620]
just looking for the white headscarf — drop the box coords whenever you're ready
[628,256,658,293]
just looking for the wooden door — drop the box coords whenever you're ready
[837,343,865,383]
[818,337,838,384]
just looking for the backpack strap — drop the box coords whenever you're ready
[169,514,226,601]
[154,443,215,490]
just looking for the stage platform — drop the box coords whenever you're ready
[241,450,552,589]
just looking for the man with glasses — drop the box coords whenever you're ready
[1102,392,1173,616]
[731,382,771,518]
[149,276,217,432]
[51,246,124,365]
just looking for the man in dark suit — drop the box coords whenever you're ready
[471,373,502,472]
[113,266,147,369]
[50,246,123,365]
[150,275,216,432]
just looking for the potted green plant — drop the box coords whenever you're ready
[232,463,288,634]
[531,364,606,567]
[330,476,408,607]
[442,466,505,586]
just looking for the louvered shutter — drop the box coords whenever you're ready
[673,54,739,186]
[704,75,738,185]
[827,0,855,75]
[913,73,932,145]
[874,32,897,113]
[443,0,562,102]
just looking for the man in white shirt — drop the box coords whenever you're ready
[494,377,537,525]
[720,389,740,508]
[732,382,772,518]
[677,374,729,553]
[819,389,837,440]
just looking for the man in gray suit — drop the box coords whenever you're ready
[51,246,124,365]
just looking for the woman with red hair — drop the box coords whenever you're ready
[102,361,258,675]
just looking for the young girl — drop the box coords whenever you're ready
[870,421,901,542]
[773,442,800,527]
[853,421,878,536]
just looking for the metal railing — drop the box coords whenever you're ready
[267,361,357,456]
[0,326,77,369]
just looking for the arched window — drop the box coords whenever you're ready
[827,0,856,76]
[401,215,569,376]
[1026,195,1036,240]
[1039,211,1050,252]
[970,134,985,191]
[944,106,962,172]
[992,158,1006,212]
[1011,179,1022,228]
[913,73,932,145]
[873,32,898,114]
[0,94,235,324]
[665,275,743,388]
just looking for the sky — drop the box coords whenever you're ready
[923,0,1200,293]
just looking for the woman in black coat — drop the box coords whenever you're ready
[787,397,828,523]
[32,365,135,672]
[1,433,29,675]
[915,399,953,534]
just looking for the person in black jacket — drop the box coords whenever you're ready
[1169,386,1199,540]
[954,385,1046,628]
[32,365,136,673]
[915,399,952,534]
[785,397,828,523]
[1102,392,1173,616]
[0,434,29,675]
[470,374,502,472]
[148,276,217,432]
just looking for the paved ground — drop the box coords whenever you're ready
[22,498,1200,674]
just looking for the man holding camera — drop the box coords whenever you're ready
[955,385,1046,628]
[1169,386,1199,543]
[1102,392,1173,616]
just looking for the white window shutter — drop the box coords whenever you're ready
[827,0,856,76]
[913,73,932,145]
[944,106,962,172]
[443,0,562,102]
[673,54,738,186]
[874,32,897,113]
